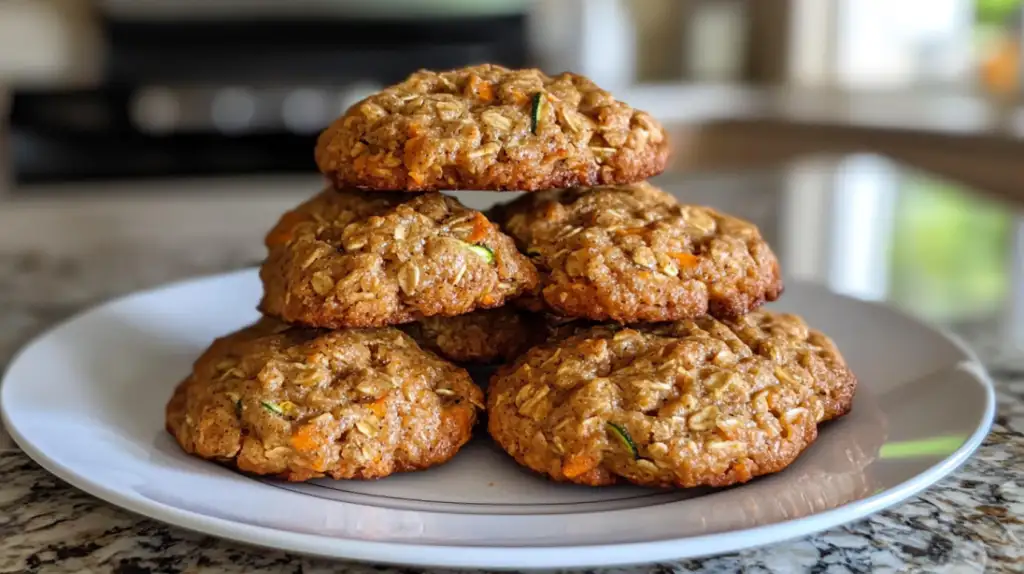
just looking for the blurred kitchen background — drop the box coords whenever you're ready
[0,0,1021,365]
[2,0,1023,184]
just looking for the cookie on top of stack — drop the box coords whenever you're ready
[166,64,857,488]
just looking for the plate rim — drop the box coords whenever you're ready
[0,269,998,569]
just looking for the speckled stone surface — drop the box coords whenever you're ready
[0,249,1021,574]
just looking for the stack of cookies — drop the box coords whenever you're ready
[166,64,857,489]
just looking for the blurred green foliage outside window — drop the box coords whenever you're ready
[889,176,1012,321]
[976,0,1021,24]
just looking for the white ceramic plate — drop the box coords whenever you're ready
[1,269,995,570]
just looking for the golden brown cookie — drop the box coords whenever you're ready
[721,312,856,422]
[537,312,856,423]
[487,311,855,488]
[315,64,669,192]
[496,182,782,322]
[166,317,483,482]
[400,307,538,364]
[259,188,538,328]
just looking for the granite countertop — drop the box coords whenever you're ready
[0,249,1022,574]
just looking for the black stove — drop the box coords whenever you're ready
[9,14,529,184]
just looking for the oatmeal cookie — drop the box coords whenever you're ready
[496,182,782,322]
[259,188,538,328]
[722,311,856,422]
[536,311,857,421]
[166,317,483,482]
[315,64,669,192]
[487,312,852,488]
[400,307,538,364]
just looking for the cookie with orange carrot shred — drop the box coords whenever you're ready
[259,187,537,328]
[487,313,841,488]
[166,317,483,481]
[494,182,782,322]
[315,64,670,192]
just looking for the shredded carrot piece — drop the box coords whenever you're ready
[481,293,496,306]
[265,211,307,247]
[368,396,388,419]
[476,82,494,103]
[562,453,599,479]
[308,455,328,472]
[353,154,368,173]
[463,74,495,103]
[669,252,701,269]
[443,405,472,430]
[265,229,293,248]
[541,151,569,165]
[291,424,321,452]
[404,135,427,160]
[730,460,753,483]
[467,212,490,243]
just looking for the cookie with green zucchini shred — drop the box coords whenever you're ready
[166,317,483,482]
[487,314,833,488]
[315,64,670,192]
[259,187,538,328]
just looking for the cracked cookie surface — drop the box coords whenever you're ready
[495,182,782,322]
[316,64,669,192]
[487,311,855,488]
[166,318,483,482]
[259,188,538,328]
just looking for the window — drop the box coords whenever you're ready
[836,0,974,89]
[796,0,1022,93]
